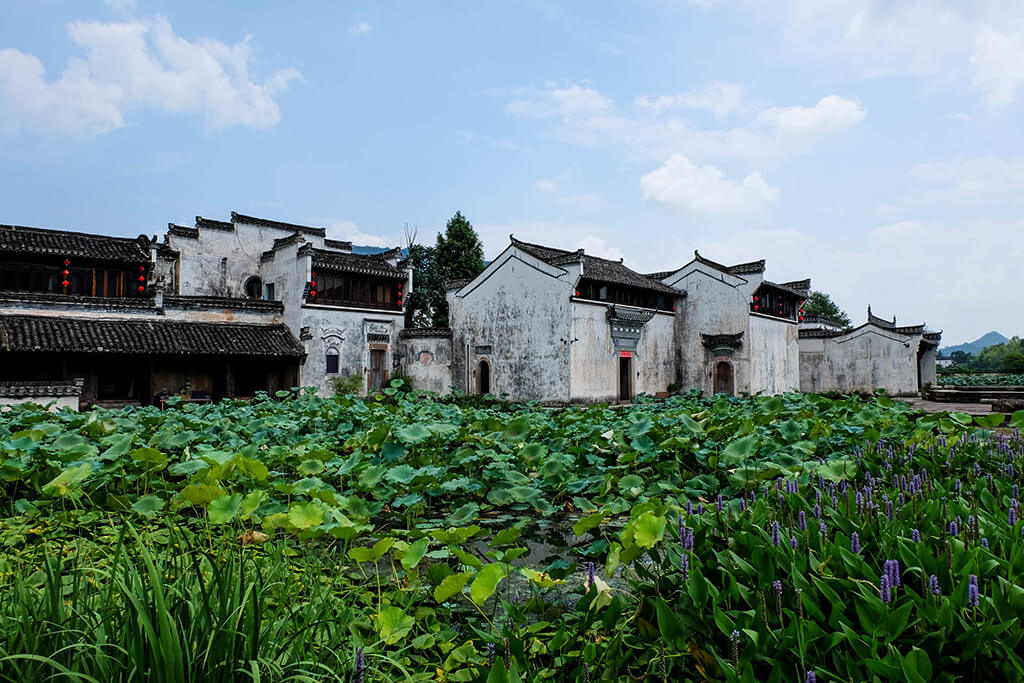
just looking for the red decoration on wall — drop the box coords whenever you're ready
[620,351,632,358]
[137,286,144,292]
[61,280,69,287]
[63,259,70,266]
[753,305,759,311]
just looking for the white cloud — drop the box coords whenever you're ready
[327,220,391,248]
[576,235,624,261]
[754,95,866,138]
[0,15,300,138]
[633,81,747,117]
[504,82,864,164]
[349,22,373,36]
[971,28,1024,106]
[735,1,1024,105]
[911,158,1024,196]
[641,154,779,213]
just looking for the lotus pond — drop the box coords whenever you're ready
[1,388,1023,682]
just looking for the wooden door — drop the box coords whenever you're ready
[369,349,387,390]
[714,361,734,395]
[619,356,632,401]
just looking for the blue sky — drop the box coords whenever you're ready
[2,1,1023,345]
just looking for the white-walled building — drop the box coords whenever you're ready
[649,251,807,397]
[446,237,679,403]
[799,307,940,396]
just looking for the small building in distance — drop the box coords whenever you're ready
[799,306,941,396]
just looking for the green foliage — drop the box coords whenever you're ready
[936,373,1024,387]
[329,373,364,395]
[802,290,852,328]
[2,390,1023,681]
[944,336,1024,372]
[406,211,485,328]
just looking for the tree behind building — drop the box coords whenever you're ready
[802,291,852,328]
[405,211,485,328]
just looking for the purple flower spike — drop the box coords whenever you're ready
[678,515,685,544]
[354,648,365,683]
[819,520,827,539]
[586,561,596,590]
[1011,507,1018,528]
[680,551,690,581]
[885,559,901,587]
[791,536,798,550]
[930,575,940,596]
[687,500,693,516]
[968,574,979,607]
[798,510,807,531]
[806,671,817,683]
[851,532,860,553]
[880,573,891,603]
[949,521,958,537]
[912,528,921,543]
[813,503,821,520]
[771,521,780,546]
[716,495,724,512]
[981,537,989,549]
[886,500,894,521]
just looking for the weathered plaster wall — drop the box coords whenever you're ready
[300,308,403,396]
[398,334,453,394]
[665,267,753,394]
[799,327,923,396]
[0,395,78,411]
[748,314,800,395]
[569,303,675,402]
[449,248,572,402]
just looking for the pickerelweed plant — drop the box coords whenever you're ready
[0,388,1022,681]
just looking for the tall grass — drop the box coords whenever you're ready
[0,527,363,682]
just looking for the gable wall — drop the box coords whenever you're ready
[449,249,572,402]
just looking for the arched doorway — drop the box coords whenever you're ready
[478,359,490,394]
[714,361,734,395]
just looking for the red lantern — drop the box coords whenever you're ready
[61,280,69,287]
[310,280,316,288]
[138,275,145,282]
[754,305,759,311]
[138,266,145,272]
[397,282,402,290]
[137,285,144,292]
[753,296,759,302]
[62,269,69,276]
[309,290,316,297]
[575,290,581,297]
[63,259,70,266]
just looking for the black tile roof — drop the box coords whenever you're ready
[778,279,811,297]
[162,295,285,313]
[231,212,327,237]
[0,314,304,357]
[0,224,151,263]
[760,280,809,299]
[0,291,153,310]
[0,380,83,398]
[324,238,353,252]
[510,237,678,295]
[195,216,234,231]
[310,248,407,279]
[167,224,198,240]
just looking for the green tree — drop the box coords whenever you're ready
[802,291,852,328]
[405,212,485,328]
[1004,351,1024,372]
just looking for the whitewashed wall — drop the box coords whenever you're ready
[748,314,800,395]
[398,333,453,394]
[799,327,924,396]
[449,247,573,402]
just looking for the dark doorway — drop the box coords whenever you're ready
[714,361,734,395]
[369,349,387,390]
[478,359,490,394]
[619,356,632,401]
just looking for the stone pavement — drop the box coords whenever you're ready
[900,398,994,415]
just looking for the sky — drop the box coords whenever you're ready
[2,1,1023,345]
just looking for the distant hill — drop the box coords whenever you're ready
[940,331,1009,357]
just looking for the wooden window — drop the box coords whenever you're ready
[325,351,339,374]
